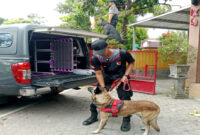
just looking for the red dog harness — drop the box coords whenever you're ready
[100,99,124,117]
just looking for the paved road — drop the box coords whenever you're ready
[0,84,200,135]
[0,88,52,119]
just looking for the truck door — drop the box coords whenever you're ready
[0,28,21,95]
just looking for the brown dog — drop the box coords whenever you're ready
[88,87,160,135]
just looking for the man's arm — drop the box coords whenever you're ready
[108,13,114,24]
[121,50,135,82]
[91,56,105,87]
[95,70,105,87]
[125,62,134,76]
[121,62,134,82]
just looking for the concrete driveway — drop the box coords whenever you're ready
[0,82,200,135]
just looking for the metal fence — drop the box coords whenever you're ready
[129,50,158,95]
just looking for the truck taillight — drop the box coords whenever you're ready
[11,62,31,84]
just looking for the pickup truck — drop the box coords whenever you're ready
[0,24,107,97]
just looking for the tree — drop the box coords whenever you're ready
[113,0,171,40]
[126,27,148,50]
[158,31,197,64]
[27,13,45,24]
[3,13,45,25]
[0,17,5,25]
[57,0,171,48]
[60,14,91,30]
[3,18,32,25]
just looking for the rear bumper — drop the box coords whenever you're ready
[19,86,36,96]
[0,85,36,96]
[0,75,97,97]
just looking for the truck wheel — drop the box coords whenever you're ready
[50,87,65,95]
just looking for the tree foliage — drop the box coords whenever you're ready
[27,13,45,24]
[2,13,45,25]
[3,18,32,25]
[60,14,91,30]
[0,17,5,25]
[57,0,171,49]
[158,32,197,64]
[126,27,148,50]
[57,0,90,30]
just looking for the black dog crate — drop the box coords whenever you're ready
[29,38,78,75]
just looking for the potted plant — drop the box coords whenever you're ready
[158,32,197,78]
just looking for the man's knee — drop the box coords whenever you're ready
[118,92,132,100]
[117,88,133,100]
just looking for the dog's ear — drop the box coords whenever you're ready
[94,87,102,94]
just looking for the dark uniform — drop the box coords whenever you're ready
[90,49,134,112]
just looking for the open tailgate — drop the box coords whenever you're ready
[31,73,97,88]
[33,27,107,39]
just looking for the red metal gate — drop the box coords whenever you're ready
[89,49,158,95]
[129,50,158,95]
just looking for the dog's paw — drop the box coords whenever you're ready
[91,130,100,134]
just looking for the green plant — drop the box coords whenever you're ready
[106,39,126,50]
[158,32,197,64]
[126,27,148,50]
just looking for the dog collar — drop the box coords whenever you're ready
[100,99,124,117]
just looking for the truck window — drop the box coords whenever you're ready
[0,33,13,48]
[0,28,17,55]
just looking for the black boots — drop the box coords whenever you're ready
[83,111,131,132]
[82,111,98,125]
[121,115,131,132]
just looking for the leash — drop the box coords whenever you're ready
[109,78,131,92]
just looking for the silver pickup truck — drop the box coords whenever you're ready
[0,24,106,97]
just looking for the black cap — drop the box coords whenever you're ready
[92,40,108,55]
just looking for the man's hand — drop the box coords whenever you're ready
[121,75,128,83]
